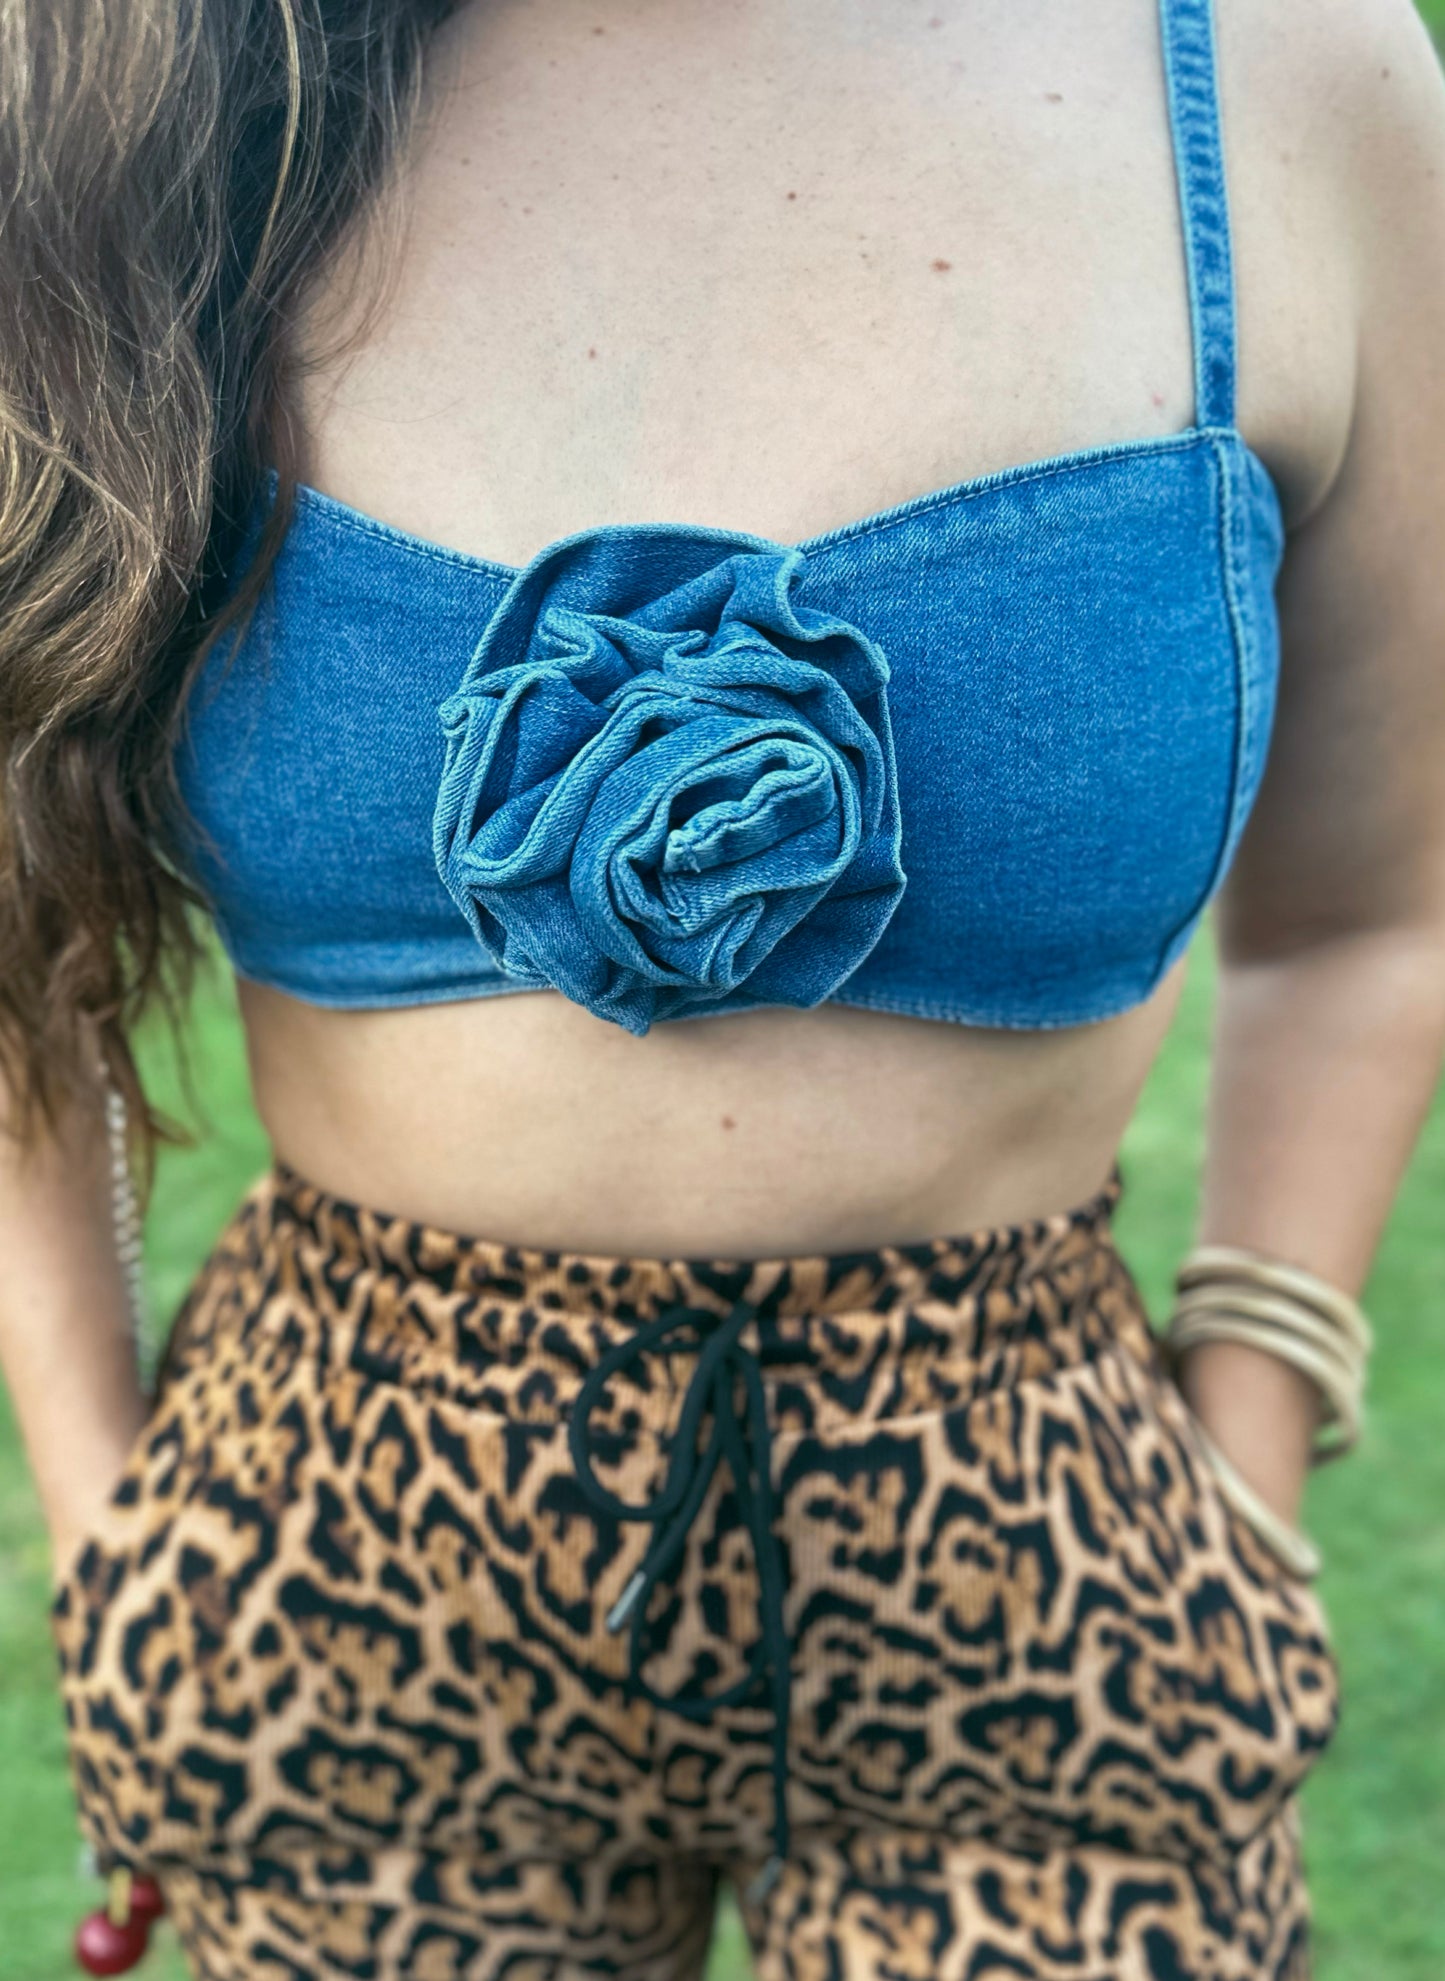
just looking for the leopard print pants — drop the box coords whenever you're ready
[51,1157,1341,1980]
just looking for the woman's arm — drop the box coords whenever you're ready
[0,1068,149,1586]
[1186,0,1445,1527]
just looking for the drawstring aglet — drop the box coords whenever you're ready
[605,1569,647,1635]
[575,1301,792,1924]
[745,1854,784,1906]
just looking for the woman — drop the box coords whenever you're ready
[3,0,1444,1976]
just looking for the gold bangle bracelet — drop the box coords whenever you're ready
[1184,1415,1324,1581]
[1169,1244,1372,1467]
[1175,1244,1373,1356]
[1171,1283,1368,1369]
[1166,1298,1364,1418]
[1163,1313,1362,1459]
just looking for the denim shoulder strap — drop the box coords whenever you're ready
[1157,0,1237,430]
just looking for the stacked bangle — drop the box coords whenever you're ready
[1166,1243,1373,1465]
[1161,1242,1374,1582]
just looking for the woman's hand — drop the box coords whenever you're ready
[44,1401,149,1596]
[1173,1335,1321,1532]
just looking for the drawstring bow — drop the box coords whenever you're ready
[568,1297,791,1904]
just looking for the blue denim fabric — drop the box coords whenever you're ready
[173,0,1284,1032]
[430,528,905,1032]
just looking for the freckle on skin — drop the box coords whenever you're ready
[786,190,797,200]
[1045,92,1064,103]
[1381,65,1391,80]
[931,257,952,272]
[721,1115,736,1131]
[588,347,598,359]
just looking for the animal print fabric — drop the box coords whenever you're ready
[51,1157,1341,1980]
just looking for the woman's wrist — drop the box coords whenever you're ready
[1172,1334,1321,1530]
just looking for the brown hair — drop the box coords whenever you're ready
[0,0,458,1183]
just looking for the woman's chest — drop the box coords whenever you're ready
[295,0,1209,566]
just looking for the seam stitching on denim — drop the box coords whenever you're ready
[287,429,1232,576]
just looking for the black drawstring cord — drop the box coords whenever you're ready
[568,1298,791,1904]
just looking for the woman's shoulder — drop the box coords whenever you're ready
[1221,0,1445,530]
[1224,0,1445,249]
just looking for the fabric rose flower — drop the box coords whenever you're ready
[432,522,906,1034]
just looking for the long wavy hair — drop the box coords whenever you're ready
[0,0,458,1185]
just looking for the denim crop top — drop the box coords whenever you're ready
[175,0,1284,1035]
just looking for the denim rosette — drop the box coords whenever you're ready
[432,523,906,1032]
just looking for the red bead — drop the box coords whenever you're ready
[128,1878,165,1924]
[74,1910,151,1975]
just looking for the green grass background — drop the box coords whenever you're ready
[5,11,1445,1966]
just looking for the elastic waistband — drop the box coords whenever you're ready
[182,1155,1156,1435]
[267,1154,1126,1323]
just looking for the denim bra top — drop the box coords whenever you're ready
[175,0,1284,1036]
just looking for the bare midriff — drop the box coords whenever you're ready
[239,971,1187,1253]
[241,0,1350,1255]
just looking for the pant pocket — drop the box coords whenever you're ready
[778,1345,1342,1869]
[46,1274,315,1874]
[48,1227,245,1636]
[49,1373,206,1873]
[1144,1353,1342,1687]
[48,1351,204,1640]
[48,1398,176,1620]
[1148,1357,1327,1585]
[1125,1348,1343,1817]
